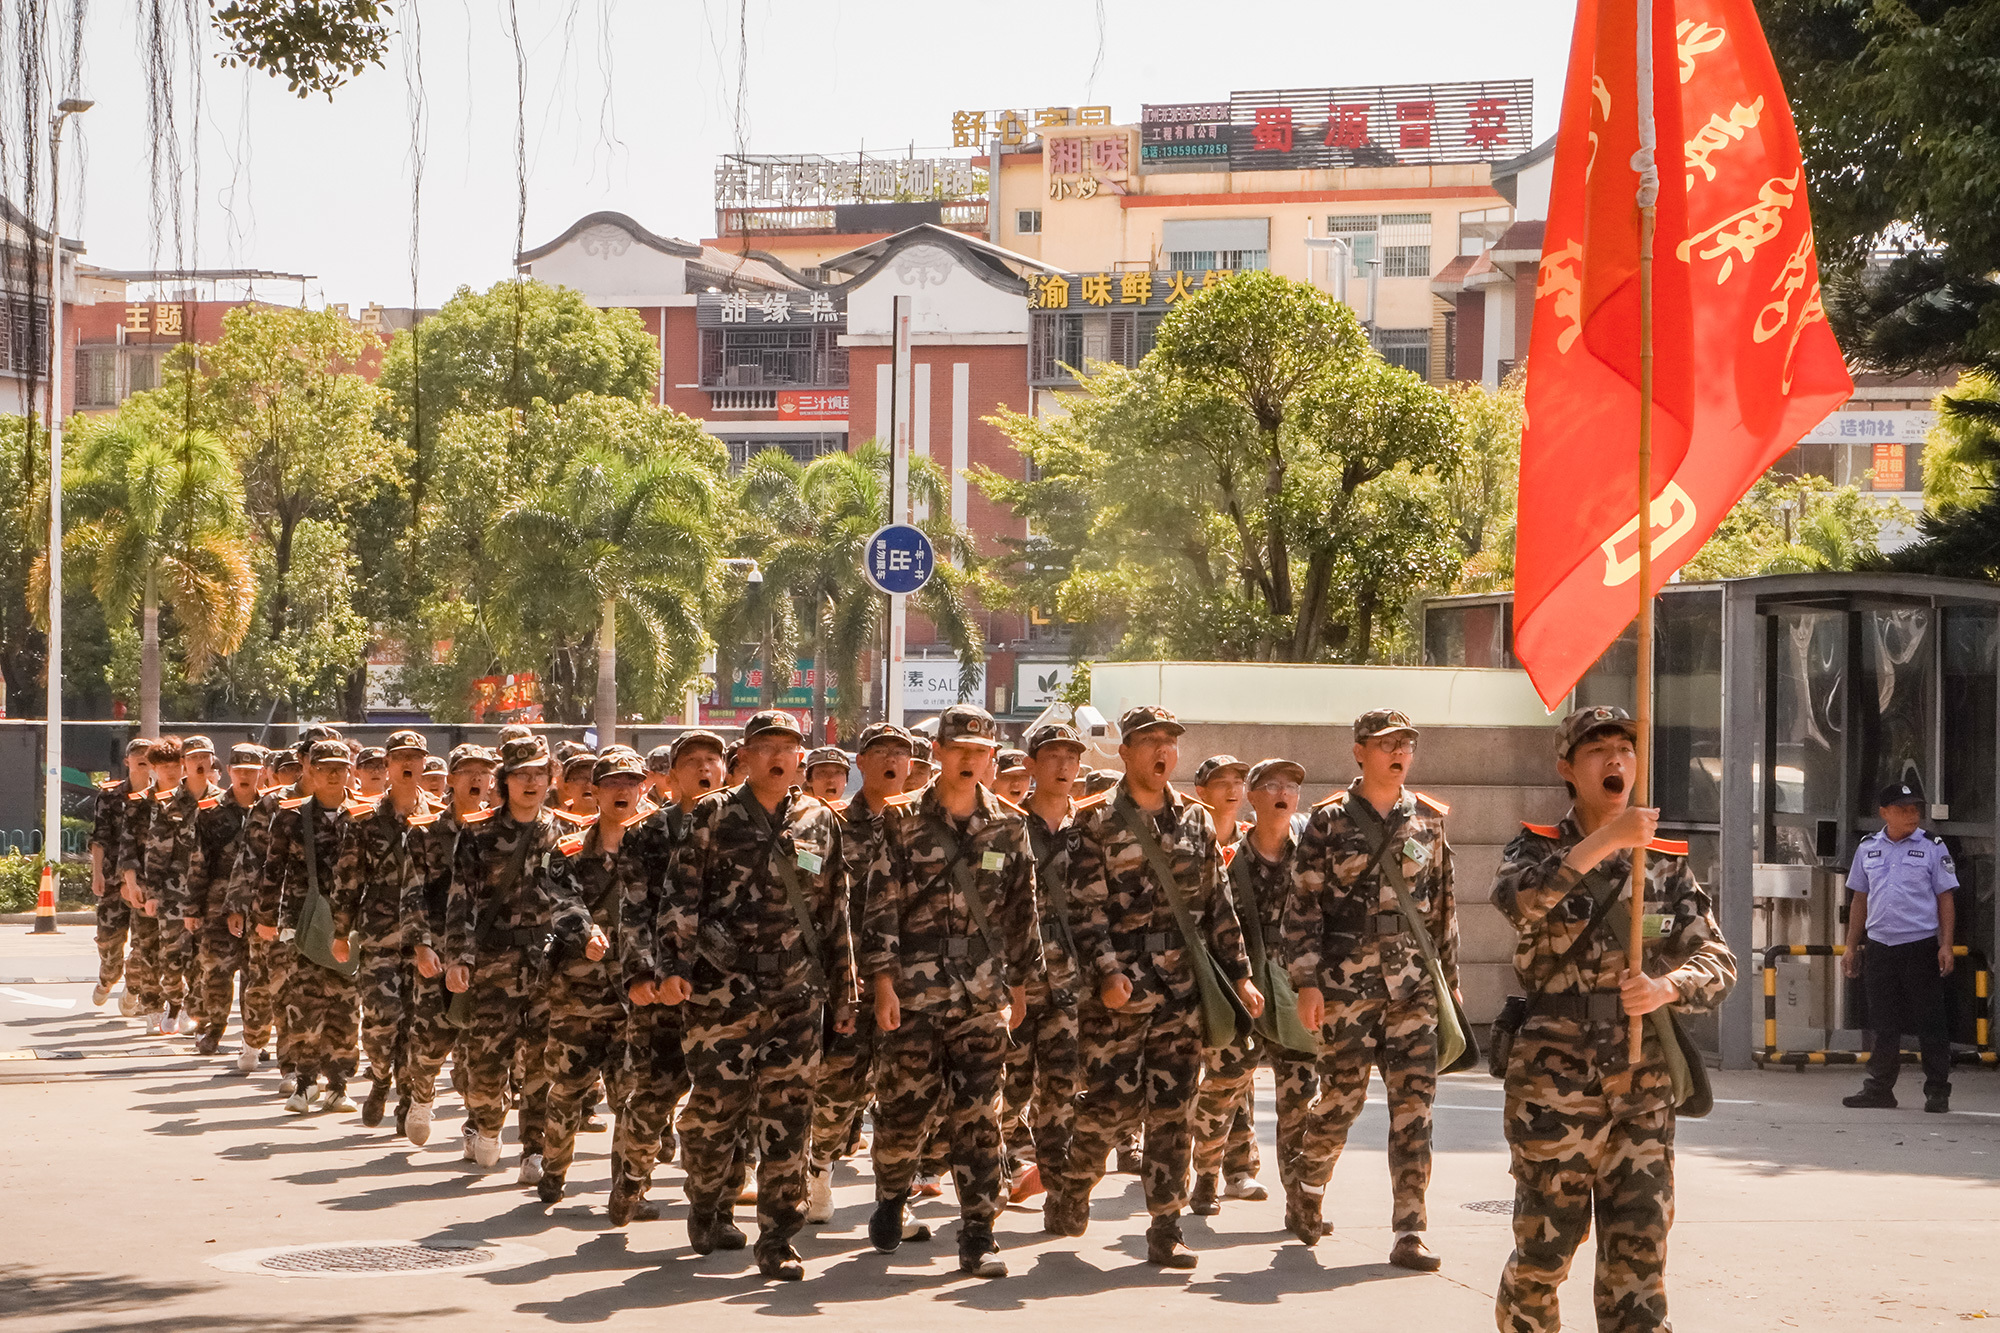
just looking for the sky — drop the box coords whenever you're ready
[49,0,1580,311]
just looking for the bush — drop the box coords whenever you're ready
[0,854,93,913]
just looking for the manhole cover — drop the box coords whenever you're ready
[1462,1199,1516,1214]
[210,1239,541,1279]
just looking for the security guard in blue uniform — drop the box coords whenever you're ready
[1841,782,1960,1113]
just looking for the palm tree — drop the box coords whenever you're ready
[44,414,256,735]
[486,445,719,743]
[726,442,983,739]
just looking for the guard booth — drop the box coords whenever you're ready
[1425,573,2000,1070]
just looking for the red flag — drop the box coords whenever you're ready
[1515,0,1852,707]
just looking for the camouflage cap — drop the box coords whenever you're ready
[741,709,805,743]
[421,754,448,775]
[553,739,591,764]
[307,739,353,767]
[935,703,1001,748]
[496,724,535,744]
[447,743,499,772]
[227,743,266,769]
[1353,708,1420,744]
[805,745,852,773]
[669,729,728,767]
[271,749,303,774]
[909,736,936,767]
[180,734,215,758]
[1025,721,1085,757]
[1248,757,1306,788]
[354,747,388,767]
[1555,704,1637,758]
[385,729,428,755]
[1118,704,1184,741]
[562,751,598,777]
[855,722,913,755]
[1194,754,1250,786]
[593,750,648,784]
[293,723,341,756]
[1083,769,1121,795]
[646,744,676,773]
[124,737,154,757]
[498,736,552,775]
[994,748,1028,775]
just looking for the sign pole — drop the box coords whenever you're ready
[885,295,913,727]
[1629,0,1659,1064]
[44,113,70,871]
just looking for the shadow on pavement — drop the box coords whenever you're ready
[0,1263,460,1331]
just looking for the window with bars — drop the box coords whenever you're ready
[1030,310,1163,385]
[1162,249,1267,274]
[1327,213,1433,278]
[75,348,118,406]
[0,298,49,375]
[698,326,847,389]
[1373,327,1430,379]
[723,433,844,472]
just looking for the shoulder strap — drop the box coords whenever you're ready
[1114,795,1208,959]
[736,789,829,990]
[926,814,1005,964]
[1026,817,1082,964]
[1349,797,1448,975]
[300,797,325,913]
[469,819,538,957]
[1227,845,1271,979]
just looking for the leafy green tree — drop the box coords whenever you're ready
[211,0,393,97]
[1441,372,1523,592]
[43,407,255,734]
[1682,473,1889,578]
[977,271,1461,663]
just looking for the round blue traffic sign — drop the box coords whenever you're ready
[863,523,936,595]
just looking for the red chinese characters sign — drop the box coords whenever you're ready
[468,672,543,723]
[1144,80,1532,172]
[777,390,849,420]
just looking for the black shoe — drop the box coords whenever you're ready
[361,1079,391,1128]
[757,1244,804,1281]
[538,1171,565,1204]
[1189,1173,1220,1216]
[687,1209,719,1254]
[1842,1088,1898,1109]
[712,1210,747,1251]
[194,1030,221,1056]
[870,1193,910,1254]
[609,1179,644,1227]
[1926,1092,1950,1114]
[1146,1213,1197,1269]
[958,1223,1006,1278]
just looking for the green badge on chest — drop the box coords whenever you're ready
[795,849,823,874]
[981,851,1006,871]
[1402,837,1428,866]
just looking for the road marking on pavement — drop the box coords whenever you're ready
[0,986,74,1009]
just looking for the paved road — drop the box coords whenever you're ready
[0,931,1995,1331]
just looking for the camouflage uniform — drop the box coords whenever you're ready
[614,801,694,1199]
[1283,782,1457,1233]
[187,786,258,1044]
[225,784,300,1063]
[1003,804,1084,1177]
[1058,780,1249,1220]
[117,784,184,1014]
[808,790,890,1178]
[88,777,142,993]
[861,783,1038,1228]
[1491,814,1734,1333]
[402,800,471,1107]
[255,795,360,1088]
[542,818,637,1184]
[447,807,593,1152]
[664,782,853,1259]
[330,792,437,1092]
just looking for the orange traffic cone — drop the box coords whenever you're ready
[29,863,60,934]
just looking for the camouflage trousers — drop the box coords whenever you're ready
[244,931,287,1057]
[1497,1100,1674,1333]
[809,1008,875,1174]
[195,918,257,1042]
[614,1003,690,1187]
[459,953,550,1151]
[541,977,628,1180]
[1294,991,1437,1233]
[283,953,360,1085]
[125,909,165,1012]
[1000,981,1081,1172]
[161,918,198,1013]
[1268,1046,1320,1189]
[399,964,460,1105]
[677,996,821,1246]
[354,914,408,1086]
[94,887,131,989]
[872,1005,1010,1224]
[1061,1000,1204,1217]
[1190,1027,1263,1181]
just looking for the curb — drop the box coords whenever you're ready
[0,911,96,925]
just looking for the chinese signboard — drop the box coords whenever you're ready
[695,290,843,327]
[1044,128,1134,201]
[901,660,987,714]
[1013,662,1076,711]
[723,658,835,709]
[1797,409,1933,445]
[1026,269,1227,309]
[863,524,937,596]
[123,303,188,336]
[468,672,542,724]
[777,390,849,420]
[715,154,979,208]
[1140,80,1532,172]
[1872,442,1907,491]
[951,105,1113,148]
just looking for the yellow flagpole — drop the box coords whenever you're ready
[1628,0,1662,1064]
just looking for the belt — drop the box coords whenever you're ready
[742,943,806,975]
[1111,929,1184,954]
[495,927,548,949]
[1536,991,1625,1022]
[902,932,990,962]
[1363,913,1407,937]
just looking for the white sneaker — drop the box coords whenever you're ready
[913,1174,944,1198]
[118,990,139,1017]
[406,1101,434,1147]
[1224,1174,1269,1201]
[324,1087,358,1113]
[177,1008,198,1035]
[237,1045,262,1074]
[469,1133,502,1169]
[91,983,110,1006]
[518,1152,545,1185]
[152,1008,173,1035]
[285,1079,315,1114]
[806,1170,834,1224]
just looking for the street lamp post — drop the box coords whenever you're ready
[43,95,91,865]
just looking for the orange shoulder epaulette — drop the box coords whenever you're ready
[1236,819,1254,835]
[278,796,310,810]
[634,798,660,819]
[343,797,379,818]
[829,799,848,814]
[992,794,1029,819]
[551,806,594,826]
[408,811,440,827]
[1647,836,1690,856]
[1521,821,1561,838]
[883,791,922,809]
[127,789,148,802]
[258,783,284,796]
[1312,788,1346,809]
[1073,790,1111,810]
[197,796,219,810]
[557,832,587,856]
[98,779,120,792]
[152,788,174,803]
[619,807,651,828]
[460,807,496,824]
[1414,790,1451,816]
